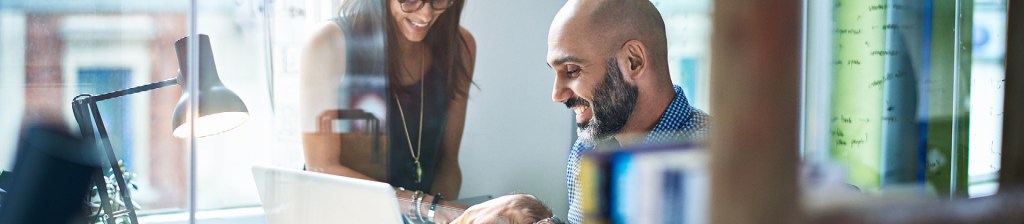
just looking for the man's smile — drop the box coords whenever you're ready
[573,105,592,124]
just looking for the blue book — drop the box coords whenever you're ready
[587,143,707,223]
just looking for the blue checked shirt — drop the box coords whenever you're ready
[566,85,709,224]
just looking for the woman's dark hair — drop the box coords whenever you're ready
[384,0,472,99]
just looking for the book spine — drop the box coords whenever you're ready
[580,155,609,224]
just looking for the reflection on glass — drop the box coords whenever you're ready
[821,0,1006,197]
[190,0,274,212]
[0,0,193,216]
[967,0,1007,198]
[831,0,889,192]
[296,0,475,203]
[653,0,712,111]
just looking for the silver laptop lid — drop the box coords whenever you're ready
[252,165,403,224]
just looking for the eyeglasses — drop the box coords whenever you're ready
[397,0,454,13]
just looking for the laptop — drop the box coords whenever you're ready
[252,165,404,224]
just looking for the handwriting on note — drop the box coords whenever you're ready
[835,28,862,35]
[834,60,865,68]
[850,133,868,147]
[831,129,869,148]
[869,78,886,88]
[868,4,905,11]
[869,50,899,56]
[832,129,845,138]
[832,115,873,124]
[879,24,915,30]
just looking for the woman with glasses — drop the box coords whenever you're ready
[300,0,475,220]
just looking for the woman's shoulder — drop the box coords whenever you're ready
[458,26,476,55]
[305,21,347,52]
[300,21,348,79]
[458,26,476,69]
[451,26,476,94]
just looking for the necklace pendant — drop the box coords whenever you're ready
[415,161,422,183]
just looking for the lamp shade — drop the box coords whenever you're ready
[171,34,250,138]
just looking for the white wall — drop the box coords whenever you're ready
[458,0,572,217]
[0,11,26,171]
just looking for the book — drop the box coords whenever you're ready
[580,144,708,224]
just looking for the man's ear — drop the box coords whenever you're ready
[617,39,648,82]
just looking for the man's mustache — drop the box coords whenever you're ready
[564,96,590,109]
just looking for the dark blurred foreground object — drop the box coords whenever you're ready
[0,123,102,224]
[0,170,11,202]
[1000,0,1024,189]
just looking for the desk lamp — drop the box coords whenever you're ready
[71,34,249,224]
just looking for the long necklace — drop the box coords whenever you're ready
[395,50,426,183]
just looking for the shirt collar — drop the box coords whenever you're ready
[650,85,693,133]
[640,85,700,145]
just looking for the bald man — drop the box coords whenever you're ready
[453,0,709,223]
[552,0,710,222]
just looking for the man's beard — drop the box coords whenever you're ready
[565,59,639,145]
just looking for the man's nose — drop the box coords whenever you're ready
[552,80,572,103]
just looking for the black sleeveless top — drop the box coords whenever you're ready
[387,65,450,192]
[332,15,449,193]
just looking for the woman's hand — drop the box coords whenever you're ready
[396,189,470,223]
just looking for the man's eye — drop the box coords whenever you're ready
[566,68,581,78]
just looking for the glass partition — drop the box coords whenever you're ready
[0,0,192,222]
[965,0,1007,198]
[654,0,713,111]
[803,0,1008,198]
[188,0,276,213]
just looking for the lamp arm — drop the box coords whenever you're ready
[77,78,179,104]
[69,77,176,224]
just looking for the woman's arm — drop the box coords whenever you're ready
[395,187,470,223]
[299,21,376,181]
[431,27,477,199]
